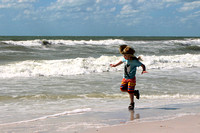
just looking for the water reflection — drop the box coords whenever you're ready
[129,110,140,121]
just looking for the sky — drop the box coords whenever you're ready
[0,0,200,36]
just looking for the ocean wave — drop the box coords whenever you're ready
[0,54,199,78]
[172,38,200,46]
[0,93,128,101]
[1,39,126,47]
[1,38,200,47]
[144,53,200,69]
[1,93,199,101]
[142,94,200,100]
[0,94,83,101]
[183,46,200,51]
[0,108,91,126]
[83,93,200,100]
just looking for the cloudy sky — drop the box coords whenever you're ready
[0,0,200,36]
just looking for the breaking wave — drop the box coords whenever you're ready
[1,39,126,46]
[1,38,200,47]
[0,54,199,78]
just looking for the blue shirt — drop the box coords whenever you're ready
[122,57,142,79]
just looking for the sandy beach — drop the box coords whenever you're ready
[85,114,200,133]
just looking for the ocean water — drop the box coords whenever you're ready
[0,36,200,132]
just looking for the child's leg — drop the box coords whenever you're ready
[127,81,135,103]
[129,93,134,103]
[128,93,135,110]
[127,78,136,110]
[120,78,137,110]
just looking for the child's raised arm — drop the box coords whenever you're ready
[141,64,148,74]
[110,61,123,67]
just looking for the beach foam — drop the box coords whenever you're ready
[0,108,91,126]
[0,54,199,78]
[142,94,200,100]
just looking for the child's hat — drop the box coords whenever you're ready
[119,45,135,55]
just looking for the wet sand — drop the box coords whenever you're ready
[84,114,200,133]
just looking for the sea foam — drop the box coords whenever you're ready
[2,39,126,46]
[0,54,199,78]
[0,108,91,126]
[2,38,200,47]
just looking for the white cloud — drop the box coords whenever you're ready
[18,0,36,3]
[163,0,199,2]
[0,0,36,9]
[120,4,138,15]
[86,7,93,11]
[163,0,179,2]
[23,9,31,15]
[179,1,200,12]
[1,0,14,3]
[110,7,116,12]
[96,0,101,3]
[47,0,91,10]
[119,0,132,4]
[0,3,12,8]
[180,10,200,22]
[1,0,200,27]
[44,0,119,23]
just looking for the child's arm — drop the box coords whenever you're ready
[110,61,123,67]
[141,64,148,74]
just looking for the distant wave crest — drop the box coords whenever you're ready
[2,38,200,47]
[2,39,126,46]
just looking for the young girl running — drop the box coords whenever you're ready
[110,45,147,110]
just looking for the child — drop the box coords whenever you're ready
[110,45,147,110]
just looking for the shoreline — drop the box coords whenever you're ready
[84,114,200,133]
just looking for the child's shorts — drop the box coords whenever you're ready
[120,77,136,94]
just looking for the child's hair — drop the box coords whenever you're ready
[119,45,135,55]
[119,45,142,61]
